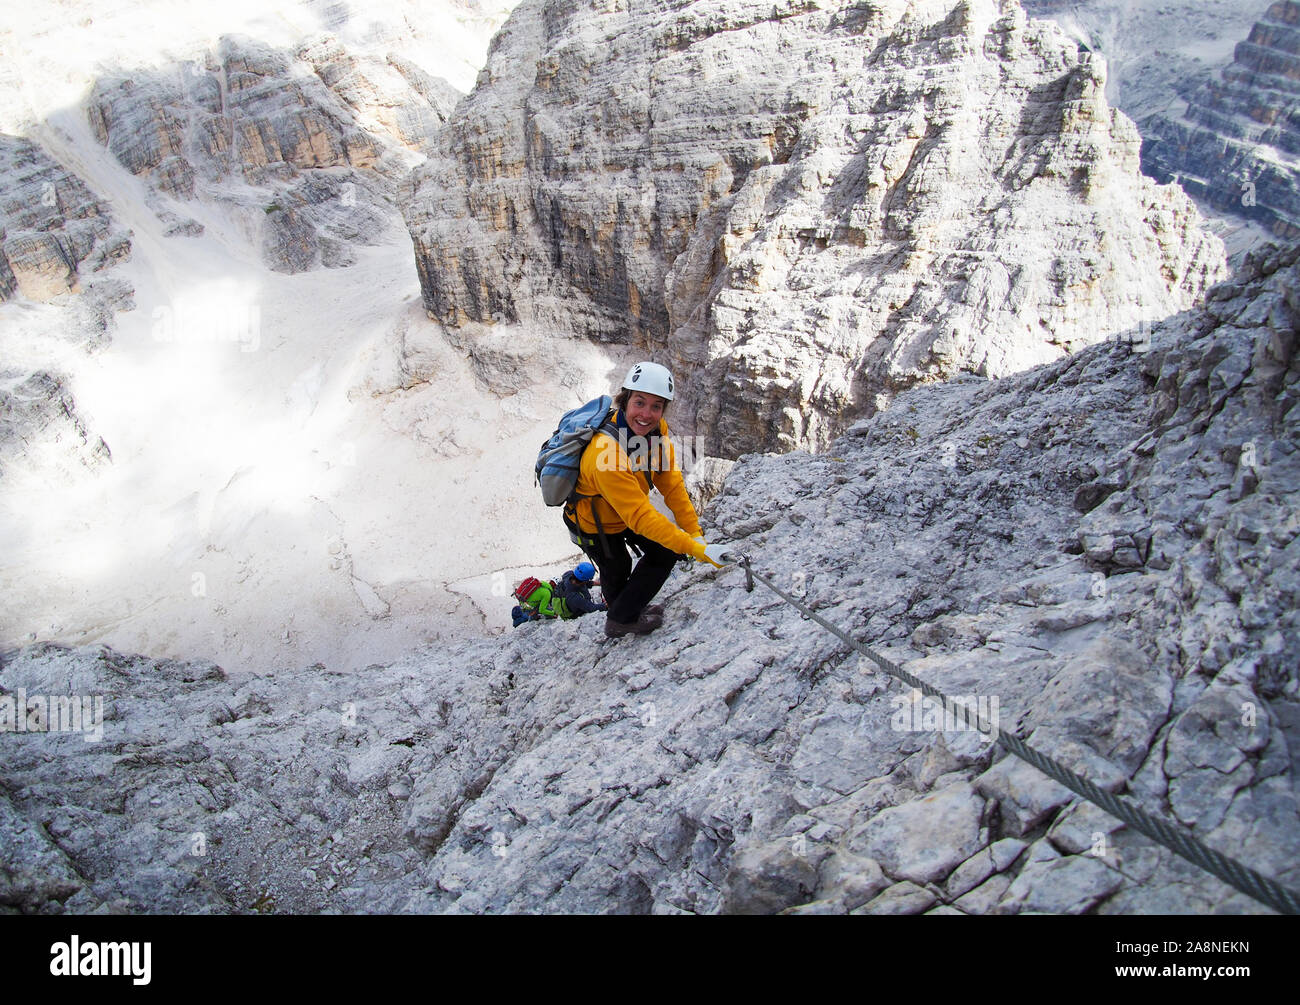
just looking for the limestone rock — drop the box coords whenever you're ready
[815,850,890,912]
[849,780,985,884]
[946,837,1027,899]
[0,370,112,476]
[405,0,1227,457]
[1142,1,1300,240]
[856,881,938,915]
[86,34,458,274]
[0,795,84,911]
[975,755,1075,837]
[3,244,1298,914]
[999,841,1123,913]
[720,837,820,914]
[0,134,130,302]
[298,36,461,156]
[0,131,127,476]
[1022,634,1172,777]
[1021,1,1267,124]
[953,871,1014,914]
[1047,800,1124,857]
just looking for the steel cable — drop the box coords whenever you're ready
[736,554,1300,915]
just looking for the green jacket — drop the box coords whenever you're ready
[522,583,573,620]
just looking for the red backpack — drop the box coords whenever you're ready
[514,577,544,601]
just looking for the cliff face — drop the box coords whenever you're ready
[3,243,1295,914]
[1020,1,1265,123]
[0,134,131,302]
[0,134,130,479]
[1142,1,1300,241]
[405,0,1227,456]
[0,4,537,678]
[85,33,459,272]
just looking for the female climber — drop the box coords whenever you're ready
[564,361,732,637]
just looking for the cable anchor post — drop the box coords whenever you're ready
[740,554,754,593]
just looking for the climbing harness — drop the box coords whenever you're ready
[736,554,1300,916]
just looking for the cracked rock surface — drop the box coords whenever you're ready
[3,242,1296,914]
[0,133,131,302]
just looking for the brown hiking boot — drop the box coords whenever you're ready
[604,610,664,638]
[643,604,664,618]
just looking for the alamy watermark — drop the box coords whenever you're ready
[152,295,261,352]
[0,689,104,742]
[1106,318,1152,353]
[890,688,999,742]
[50,937,150,984]
[593,429,707,475]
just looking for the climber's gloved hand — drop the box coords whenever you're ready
[682,534,707,564]
[702,543,734,568]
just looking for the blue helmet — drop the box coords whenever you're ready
[574,561,596,582]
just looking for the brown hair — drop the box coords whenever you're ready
[614,387,670,414]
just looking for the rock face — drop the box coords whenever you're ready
[0,134,131,302]
[4,242,1296,914]
[297,36,463,156]
[0,134,129,478]
[1142,1,1300,241]
[405,0,1227,457]
[1020,1,1265,124]
[0,370,113,477]
[87,34,460,272]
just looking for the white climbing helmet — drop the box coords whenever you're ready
[622,361,675,401]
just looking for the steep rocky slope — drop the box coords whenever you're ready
[0,135,130,476]
[405,0,1227,458]
[4,243,1295,914]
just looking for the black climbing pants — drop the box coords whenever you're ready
[579,528,679,624]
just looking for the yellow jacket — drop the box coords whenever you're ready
[571,411,707,560]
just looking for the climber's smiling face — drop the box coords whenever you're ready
[625,391,665,436]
